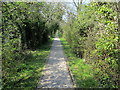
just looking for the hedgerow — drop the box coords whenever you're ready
[2,2,63,89]
[60,2,119,88]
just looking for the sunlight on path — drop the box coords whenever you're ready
[37,33,73,88]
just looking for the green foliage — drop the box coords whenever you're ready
[2,38,53,89]
[2,2,63,89]
[60,38,98,88]
[60,2,119,88]
[2,1,119,88]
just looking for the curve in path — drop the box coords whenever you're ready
[37,33,73,88]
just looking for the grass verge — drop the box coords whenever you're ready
[3,38,53,90]
[60,38,99,88]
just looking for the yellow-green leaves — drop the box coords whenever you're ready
[60,2,119,88]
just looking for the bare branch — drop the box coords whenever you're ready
[73,0,78,8]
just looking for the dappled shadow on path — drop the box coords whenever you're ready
[38,34,73,88]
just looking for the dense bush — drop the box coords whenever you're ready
[2,2,63,89]
[2,1,119,88]
[60,2,119,88]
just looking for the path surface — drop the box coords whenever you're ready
[37,34,73,88]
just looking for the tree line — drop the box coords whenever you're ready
[1,1,120,88]
[2,2,63,89]
[59,2,120,88]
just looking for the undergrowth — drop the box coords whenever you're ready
[60,38,99,88]
[2,39,53,90]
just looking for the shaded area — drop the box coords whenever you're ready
[38,34,73,88]
[2,39,52,89]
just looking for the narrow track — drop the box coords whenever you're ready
[37,34,73,88]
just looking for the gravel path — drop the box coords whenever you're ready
[37,34,73,88]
